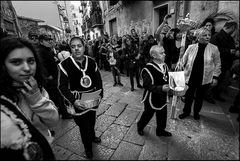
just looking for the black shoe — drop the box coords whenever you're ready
[137,84,143,88]
[85,150,93,159]
[179,113,189,119]
[229,106,240,113]
[137,128,144,136]
[92,137,101,143]
[118,82,123,86]
[156,130,172,137]
[131,88,134,91]
[113,83,117,87]
[193,114,200,120]
[214,95,226,102]
[205,97,216,104]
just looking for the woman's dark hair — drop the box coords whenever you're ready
[147,35,154,41]
[201,18,216,34]
[0,36,45,102]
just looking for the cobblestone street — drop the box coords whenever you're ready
[51,70,239,160]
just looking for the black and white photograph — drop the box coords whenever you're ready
[1,1,239,160]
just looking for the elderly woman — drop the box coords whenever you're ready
[178,28,221,120]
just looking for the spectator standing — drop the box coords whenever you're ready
[131,28,140,48]
[122,35,143,91]
[200,18,217,104]
[107,43,123,87]
[163,28,182,70]
[57,43,71,62]
[210,20,238,102]
[0,37,59,160]
[178,28,221,120]
[37,34,71,119]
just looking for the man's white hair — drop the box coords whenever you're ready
[150,45,164,58]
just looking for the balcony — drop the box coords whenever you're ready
[90,12,103,28]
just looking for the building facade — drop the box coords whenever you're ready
[38,23,62,42]
[17,15,44,39]
[57,0,74,41]
[71,4,83,36]
[0,1,22,37]
[100,0,239,41]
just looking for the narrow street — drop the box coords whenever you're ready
[51,70,239,160]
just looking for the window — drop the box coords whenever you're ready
[72,13,76,18]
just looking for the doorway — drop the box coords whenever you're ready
[153,4,169,35]
[109,18,117,37]
[158,5,168,25]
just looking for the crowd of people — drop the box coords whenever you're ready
[0,13,239,160]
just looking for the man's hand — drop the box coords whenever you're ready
[164,14,172,22]
[74,100,86,110]
[162,84,170,92]
[211,79,218,87]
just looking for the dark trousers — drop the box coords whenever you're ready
[129,61,141,89]
[111,66,121,83]
[45,84,68,117]
[73,111,96,152]
[213,68,231,97]
[183,83,210,115]
[137,100,167,134]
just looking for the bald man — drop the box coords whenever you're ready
[137,45,172,137]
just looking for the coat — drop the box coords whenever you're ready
[182,43,221,85]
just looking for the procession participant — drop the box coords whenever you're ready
[58,36,103,159]
[137,45,172,137]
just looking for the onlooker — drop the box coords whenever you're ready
[137,45,172,137]
[210,20,238,102]
[201,18,217,36]
[107,43,123,87]
[130,28,140,48]
[200,18,217,104]
[178,28,221,120]
[0,37,59,160]
[122,35,142,91]
[38,34,71,119]
[229,59,240,121]
[140,35,158,70]
[58,36,103,159]
[154,14,172,46]
[99,36,110,71]
[57,43,71,62]
[163,28,182,70]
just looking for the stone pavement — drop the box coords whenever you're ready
[51,70,239,160]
